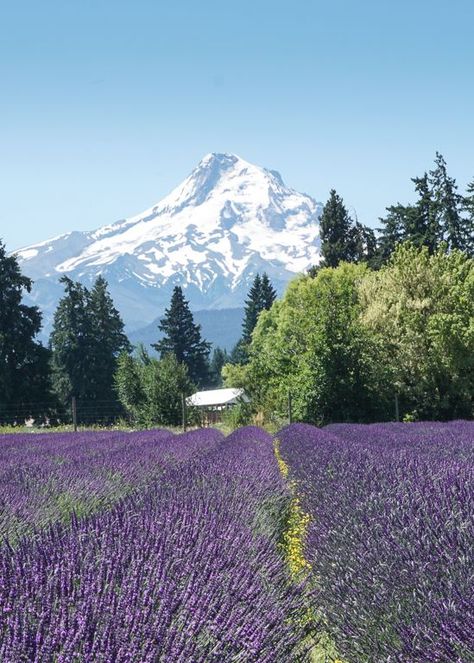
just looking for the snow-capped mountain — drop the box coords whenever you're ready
[15,153,322,340]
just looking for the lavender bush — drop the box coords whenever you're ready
[0,428,211,543]
[277,421,474,662]
[0,427,307,661]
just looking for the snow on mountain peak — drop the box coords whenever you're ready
[15,154,323,334]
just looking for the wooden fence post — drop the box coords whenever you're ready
[72,396,78,432]
[182,393,187,433]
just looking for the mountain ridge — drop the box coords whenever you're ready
[15,153,323,342]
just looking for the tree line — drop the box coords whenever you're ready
[223,154,474,424]
[314,152,473,273]
[1,152,473,426]
[0,234,275,425]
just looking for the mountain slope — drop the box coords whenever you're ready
[15,153,322,339]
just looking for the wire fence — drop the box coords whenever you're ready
[0,398,230,431]
[0,400,128,429]
[0,391,301,431]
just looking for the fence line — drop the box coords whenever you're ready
[0,399,127,428]
[0,391,403,430]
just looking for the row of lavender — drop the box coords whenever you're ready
[278,421,474,662]
[0,428,206,542]
[0,427,307,661]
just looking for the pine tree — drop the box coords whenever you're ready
[429,153,467,252]
[348,221,378,265]
[50,276,93,404]
[377,154,472,265]
[229,338,249,365]
[377,172,438,263]
[260,272,277,310]
[461,178,474,257]
[410,174,437,252]
[0,240,54,423]
[88,276,131,402]
[376,205,408,267]
[209,347,229,387]
[232,272,277,364]
[153,286,211,387]
[320,189,353,267]
[241,274,262,344]
[241,272,275,344]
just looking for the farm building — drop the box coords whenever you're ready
[186,388,248,424]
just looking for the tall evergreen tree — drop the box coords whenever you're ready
[153,286,211,387]
[260,272,277,310]
[378,175,438,257]
[229,338,249,365]
[242,272,276,343]
[348,221,378,265]
[50,276,130,408]
[377,154,473,264]
[50,277,93,404]
[429,152,467,252]
[377,175,436,262]
[88,276,131,402]
[320,189,353,267]
[375,204,407,266]
[0,240,54,422]
[241,274,262,344]
[411,174,437,252]
[461,178,474,257]
[231,272,277,365]
[209,347,229,387]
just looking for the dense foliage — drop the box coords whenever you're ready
[0,241,54,423]
[277,421,474,662]
[115,348,193,426]
[50,276,130,408]
[225,245,473,424]
[0,427,309,661]
[224,262,392,425]
[361,244,474,420]
[2,153,473,428]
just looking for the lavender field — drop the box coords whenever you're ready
[0,422,473,662]
[278,421,474,662]
[0,427,310,662]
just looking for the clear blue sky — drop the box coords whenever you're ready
[2,0,473,250]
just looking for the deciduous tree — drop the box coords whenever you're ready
[115,349,192,426]
[226,264,391,425]
[360,244,474,419]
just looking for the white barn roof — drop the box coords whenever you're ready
[186,388,248,407]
